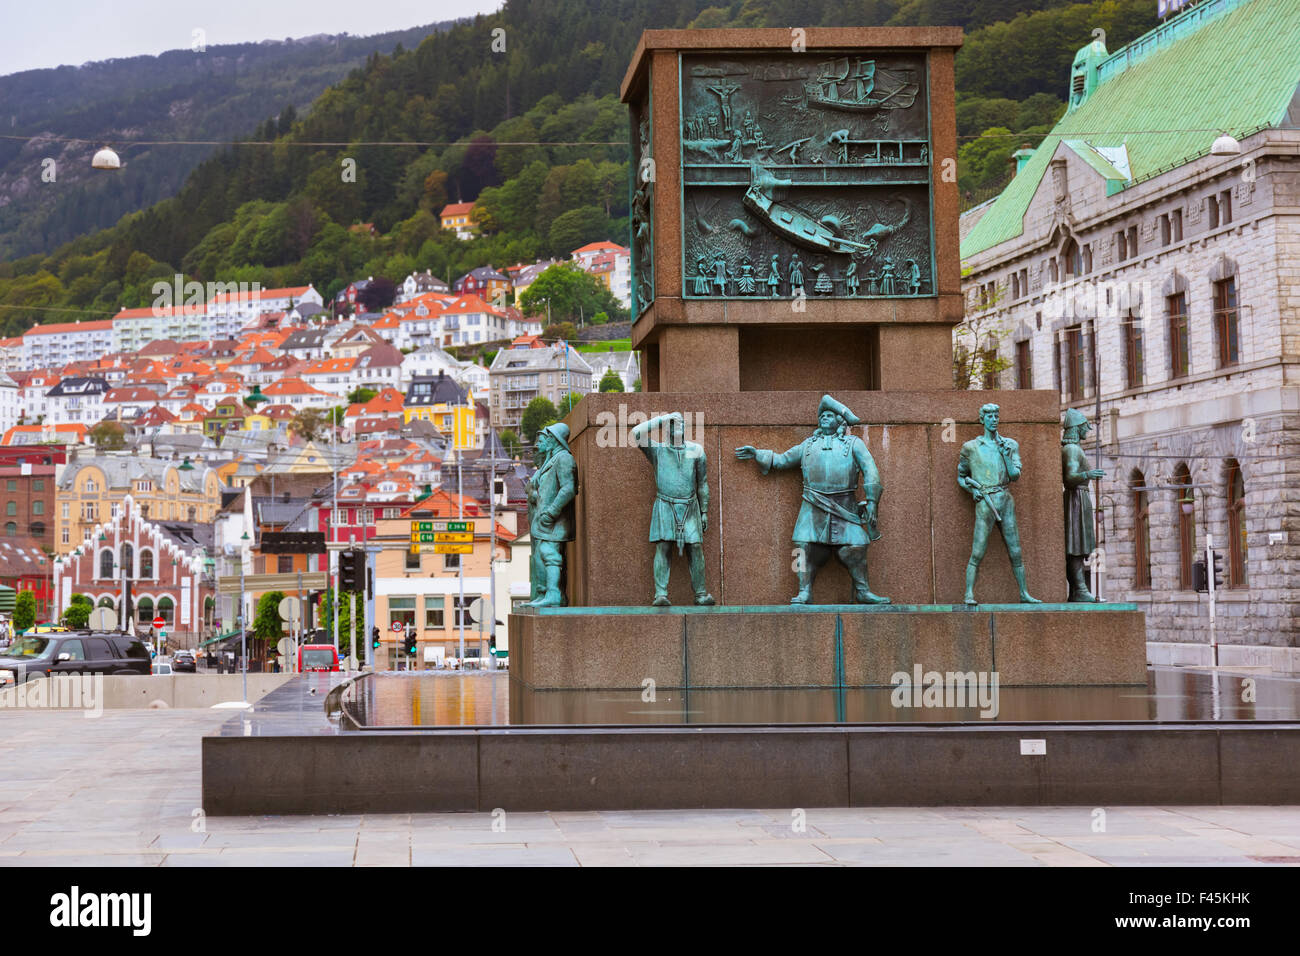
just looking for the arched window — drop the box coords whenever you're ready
[97,596,115,608]
[140,549,154,579]
[30,522,45,538]
[120,543,134,577]
[188,506,197,522]
[1226,460,1248,588]
[1131,470,1151,590]
[1174,463,1195,590]
[157,596,174,625]
[99,548,114,579]
[1062,238,1081,276]
[137,596,154,625]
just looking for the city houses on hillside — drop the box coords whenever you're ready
[488,340,593,431]
[585,348,641,391]
[958,0,1300,669]
[505,260,559,299]
[43,376,111,425]
[398,270,450,302]
[112,305,207,353]
[0,373,19,435]
[453,266,509,304]
[0,337,23,371]
[22,319,114,369]
[53,496,217,640]
[56,455,223,552]
[440,202,477,240]
[207,285,323,339]
[571,240,632,309]
[403,373,477,449]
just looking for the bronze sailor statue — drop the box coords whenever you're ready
[526,422,576,607]
[958,402,1040,605]
[1061,408,1106,602]
[735,394,889,605]
[631,413,715,606]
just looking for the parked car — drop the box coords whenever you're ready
[171,650,196,673]
[151,662,173,675]
[0,632,151,685]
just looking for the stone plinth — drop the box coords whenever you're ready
[563,390,1066,608]
[508,604,1148,690]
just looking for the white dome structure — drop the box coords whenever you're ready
[91,146,122,170]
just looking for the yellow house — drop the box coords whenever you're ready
[242,411,274,432]
[402,374,475,449]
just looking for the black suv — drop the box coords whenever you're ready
[171,650,197,673]
[0,632,152,684]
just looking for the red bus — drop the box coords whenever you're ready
[298,644,339,672]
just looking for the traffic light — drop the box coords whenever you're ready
[339,550,362,591]
[1210,550,1224,590]
[1192,560,1208,593]
[371,627,381,650]
[404,627,417,656]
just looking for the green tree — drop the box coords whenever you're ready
[518,262,621,325]
[347,387,378,405]
[14,590,36,632]
[289,407,330,442]
[62,593,92,629]
[520,396,559,444]
[89,421,126,450]
[253,591,286,642]
[598,368,625,392]
[591,311,609,325]
[558,392,584,415]
[499,428,522,459]
[541,321,577,343]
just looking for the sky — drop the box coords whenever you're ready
[4,0,503,76]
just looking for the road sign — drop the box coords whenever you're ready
[468,598,487,623]
[153,616,166,629]
[278,596,301,625]
[88,607,116,630]
[276,637,295,658]
[434,532,473,543]
[434,521,470,532]
[434,544,473,554]
[390,621,404,632]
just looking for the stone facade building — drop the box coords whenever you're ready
[959,0,1300,671]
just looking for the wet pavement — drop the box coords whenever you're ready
[1,705,1299,865]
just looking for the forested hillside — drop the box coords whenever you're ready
[0,0,1160,337]
[0,23,456,259]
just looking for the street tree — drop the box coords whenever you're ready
[520,396,559,444]
[598,369,625,392]
[14,590,36,632]
[89,421,126,450]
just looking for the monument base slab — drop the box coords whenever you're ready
[508,604,1147,690]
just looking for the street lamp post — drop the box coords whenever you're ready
[239,531,249,703]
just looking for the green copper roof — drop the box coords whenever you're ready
[961,0,1300,258]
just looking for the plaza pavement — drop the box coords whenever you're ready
[2,708,1299,866]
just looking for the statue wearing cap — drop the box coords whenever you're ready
[958,402,1040,605]
[526,422,576,607]
[735,394,889,604]
[1061,408,1106,602]
[630,412,715,606]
